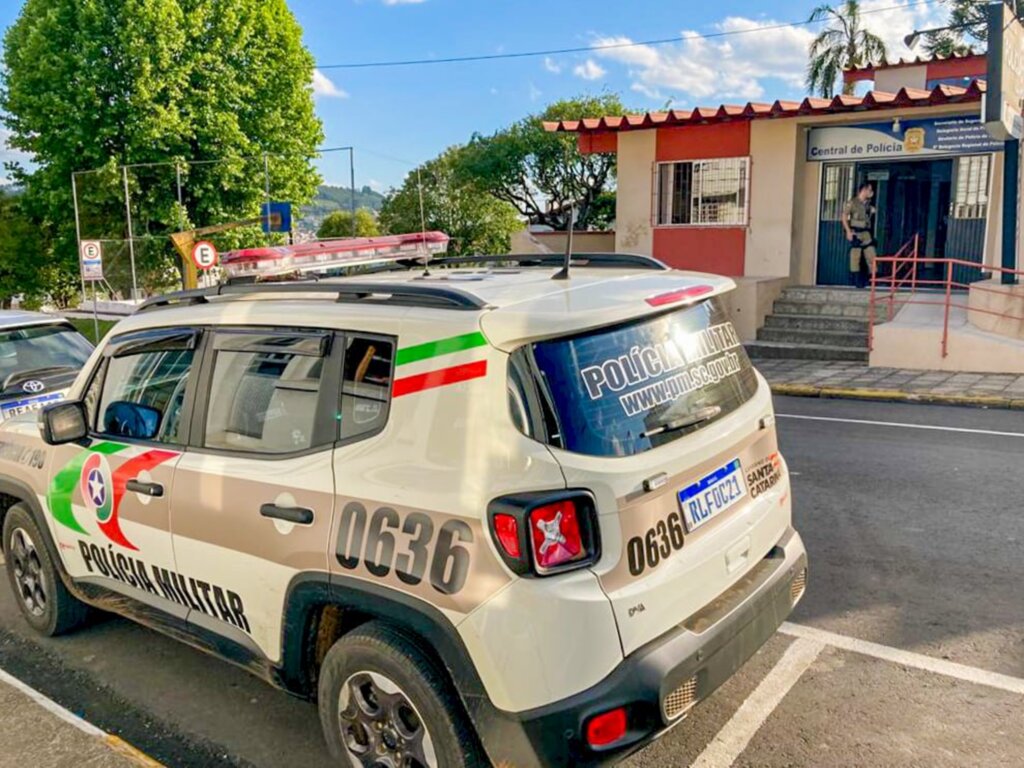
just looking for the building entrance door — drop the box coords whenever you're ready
[816,159,953,286]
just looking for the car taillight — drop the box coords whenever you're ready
[492,513,521,558]
[586,707,628,747]
[487,491,600,577]
[529,500,584,570]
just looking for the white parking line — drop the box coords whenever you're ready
[690,637,825,768]
[0,666,164,766]
[0,665,106,735]
[776,413,1024,438]
[781,622,1024,695]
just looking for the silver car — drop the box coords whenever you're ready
[0,312,93,420]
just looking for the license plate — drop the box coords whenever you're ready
[678,459,747,532]
[0,392,64,420]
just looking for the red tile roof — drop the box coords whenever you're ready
[843,50,982,74]
[544,80,985,134]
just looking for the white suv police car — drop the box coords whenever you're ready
[0,311,93,421]
[0,252,806,767]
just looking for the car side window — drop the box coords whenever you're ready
[203,331,331,455]
[96,348,195,444]
[340,335,394,442]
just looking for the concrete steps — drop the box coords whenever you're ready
[763,314,870,334]
[756,327,868,348]
[744,340,869,362]
[746,286,875,363]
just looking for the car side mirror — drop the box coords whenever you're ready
[40,401,88,445]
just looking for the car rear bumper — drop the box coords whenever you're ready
[482,527,807,768]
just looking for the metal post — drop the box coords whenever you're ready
[70,172,89,322]
[121,165,138,301]
[264,152,271,245]
[1002,138,1020,285]
[175,162,184,226]
[349,147,357,238]
[942,260,953,358]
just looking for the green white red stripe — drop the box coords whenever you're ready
[393,331,488,397]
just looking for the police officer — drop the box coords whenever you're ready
[842,182,877,289]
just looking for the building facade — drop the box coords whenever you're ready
[548,55,1022,342]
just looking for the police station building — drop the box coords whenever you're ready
[547,53,1023,352]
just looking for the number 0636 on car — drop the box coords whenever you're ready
[678,459,747,532]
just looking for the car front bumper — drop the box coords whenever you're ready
[481,527,807,768]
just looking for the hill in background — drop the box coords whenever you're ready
[299,184,385,234]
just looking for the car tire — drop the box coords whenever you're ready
[3,503,89,636]
[318,621,489,768]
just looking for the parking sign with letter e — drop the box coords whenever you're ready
[191,240,219,271]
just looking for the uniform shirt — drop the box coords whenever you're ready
[843,197,875,230]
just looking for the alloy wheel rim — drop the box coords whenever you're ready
[9,527,47,618]
[338,670,437,768]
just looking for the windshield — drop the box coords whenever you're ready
[512,298,758,457]
[0,323,93,394]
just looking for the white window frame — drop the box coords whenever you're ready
[652,157,751,228]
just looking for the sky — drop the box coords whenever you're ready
[0,0,950,191]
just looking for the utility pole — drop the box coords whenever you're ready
[122,165,139,301]
[349,147,357,238]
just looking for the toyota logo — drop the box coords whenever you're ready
[22,380,45,394]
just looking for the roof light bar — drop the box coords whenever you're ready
[219,232,450,279]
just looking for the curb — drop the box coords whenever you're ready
[770,383,1024,410]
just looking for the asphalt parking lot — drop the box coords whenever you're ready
[0,395,1021,767]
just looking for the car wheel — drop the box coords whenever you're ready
[3,503,89,636]
[318,621,488,768]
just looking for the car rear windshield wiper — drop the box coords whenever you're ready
[641,405,722,439]
[2,365,78,392]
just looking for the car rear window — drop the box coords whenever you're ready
[510,298,758,457]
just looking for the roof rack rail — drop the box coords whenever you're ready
[430,252,668,271]
[134,281,487,314]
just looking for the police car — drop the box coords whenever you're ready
[0,312,93,421]
[0,237,806,767]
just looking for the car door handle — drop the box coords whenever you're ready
[126,479,164,497]
[260,503,314,525]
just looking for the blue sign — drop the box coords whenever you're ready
[261,201,292,233]
[807,116,1004,162]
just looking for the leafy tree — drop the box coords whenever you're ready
[1,0,324,298]
[317,208,381,239]
[923,1,1024,57]
[806,1,887,97]
[457,94,625,231]
[379,147,522,257]
[0,189,45,307]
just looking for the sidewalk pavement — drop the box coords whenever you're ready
[755,359,1024,410]
[0,668,159,768]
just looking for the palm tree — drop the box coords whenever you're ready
[806,1,887,97]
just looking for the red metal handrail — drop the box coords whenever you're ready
[868,243,1024,358]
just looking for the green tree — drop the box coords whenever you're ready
[1,0,324,299]
[379,147,522,257]
[923,1,1024,57]
[0,189,45,307]
[806,1,887,97]
[457,94,625,231]
[317,208,381,239]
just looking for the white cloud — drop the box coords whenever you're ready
[0,127,32,175]
[312,69,348,99]
[528,82,542,101]
[382,0,425,5]
[573,59,606,81]
[859,0,946,61]
[543,56,562,74]
[591,1,948,105]
[367,179,385,192]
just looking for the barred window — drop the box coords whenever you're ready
[821,164,855,221]
[952,155,990,220]
[655,158,749,226]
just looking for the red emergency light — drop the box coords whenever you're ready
[219,232,450,279]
